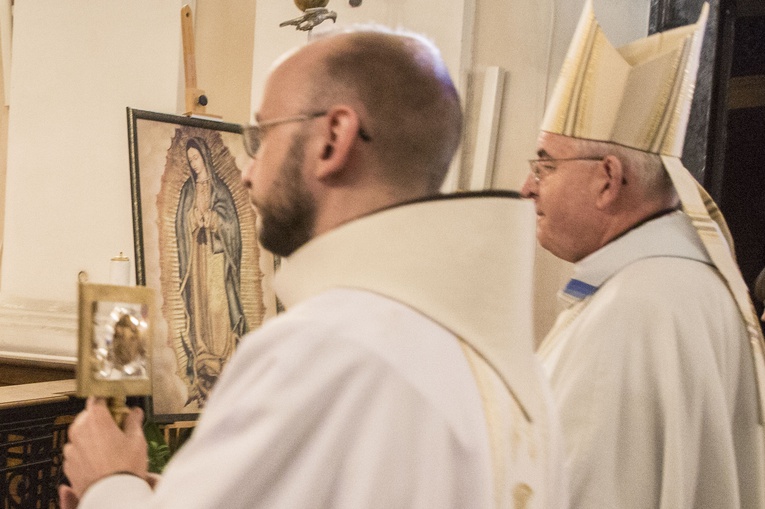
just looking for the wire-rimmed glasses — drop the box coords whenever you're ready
[527,156,603,183]
[242,111,372,157]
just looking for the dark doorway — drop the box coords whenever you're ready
[718,12,765,320]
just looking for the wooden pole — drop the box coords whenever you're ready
[181,5,217,117]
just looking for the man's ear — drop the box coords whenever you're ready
[594,154,625,210]
[314,106,361,181]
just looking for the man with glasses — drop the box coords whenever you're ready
[522,2,765,507]
[61,26,569,508]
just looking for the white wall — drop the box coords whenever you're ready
[194,0,258,124]
[3,0,182,303]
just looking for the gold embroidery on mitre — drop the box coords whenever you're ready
[541,0,709,157]
[574,30,606,136]
[566,21,599,134]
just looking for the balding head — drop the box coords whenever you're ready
[280,27,463,193]
[243,27,463,256]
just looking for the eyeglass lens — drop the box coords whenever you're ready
[243,126,262,158]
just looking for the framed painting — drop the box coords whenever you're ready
[127,108,277,421]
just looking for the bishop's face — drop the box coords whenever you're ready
[242,68,318,258]
[520,132,603,263]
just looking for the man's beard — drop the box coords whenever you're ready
[256,131,317,257]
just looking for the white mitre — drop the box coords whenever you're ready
[541,0,707,156]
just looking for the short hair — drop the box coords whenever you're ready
[575,139,677,202]
[308,26,463,192]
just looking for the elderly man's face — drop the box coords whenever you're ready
[520,132,603,263]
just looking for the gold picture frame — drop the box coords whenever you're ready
[77,282,156,399]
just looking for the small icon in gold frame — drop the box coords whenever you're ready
[77,282,156,399]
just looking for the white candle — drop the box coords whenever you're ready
[110,252,130,286]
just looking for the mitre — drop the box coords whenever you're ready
[541,0,708,157]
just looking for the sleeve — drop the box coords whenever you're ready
[83,313,467,509]
[79,475,154,508]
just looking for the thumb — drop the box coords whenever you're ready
[123,407,146,440]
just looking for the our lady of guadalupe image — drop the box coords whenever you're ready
[154,125,267,412]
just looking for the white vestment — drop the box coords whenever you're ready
[540,211,765,508]
[79,193,569,509]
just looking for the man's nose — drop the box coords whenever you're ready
[241,158,256,189]
[519,172,538,199]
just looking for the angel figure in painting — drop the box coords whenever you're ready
[176,137,248,407]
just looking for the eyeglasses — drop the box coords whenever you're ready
[528,156,603,183]
[242,110,372,157]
